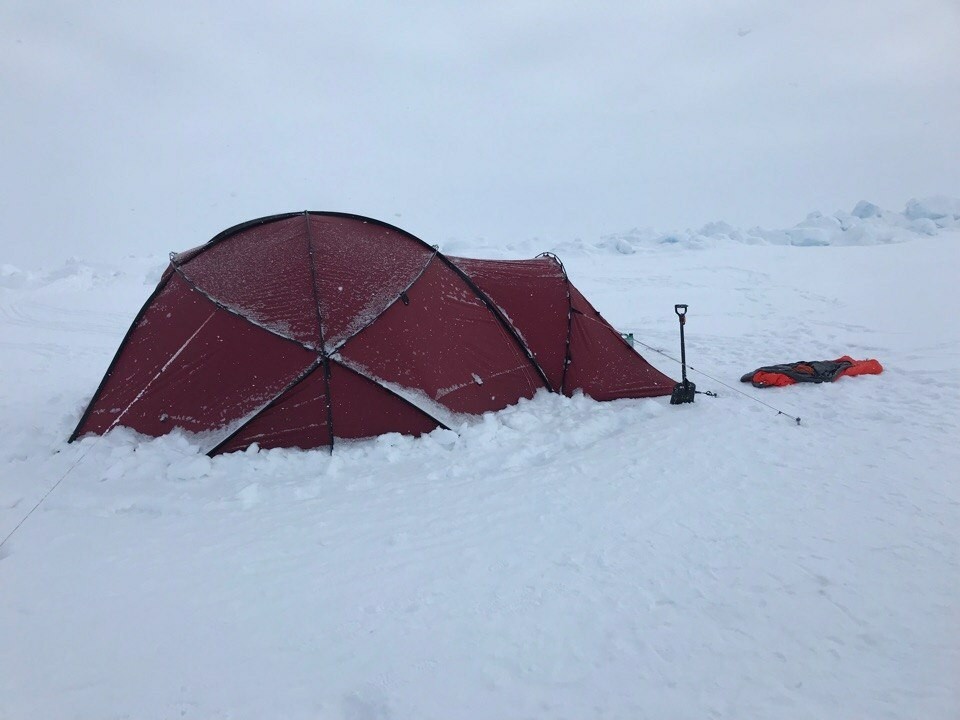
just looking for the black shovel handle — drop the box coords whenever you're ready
[674,304,688,317]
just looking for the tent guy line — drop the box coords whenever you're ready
[0,429,109,554]
[1,209,683,549]
[1,313,221,552]
[626,332,803,424]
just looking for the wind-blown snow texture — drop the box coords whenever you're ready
[2,199,959,719]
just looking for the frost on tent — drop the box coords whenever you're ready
[308,214,435,349]
[175,216,323,347]
[71,212,675,454]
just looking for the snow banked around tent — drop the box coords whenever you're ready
[69,213,674,453]
[2,200,959,720]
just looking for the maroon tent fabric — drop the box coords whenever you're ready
[70,212,675,454]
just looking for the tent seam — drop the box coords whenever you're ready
[170,265,316,351]
[441,256,553,392]
[537,252,574,394]
[329,249,439,354]
[303,212,336,453]
[302,211,329,350]
[206,357,326,456]
[331,357,451,432]
[68,268,175,442]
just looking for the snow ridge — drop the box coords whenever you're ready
[437,196,960,258]
[587,196,960,254]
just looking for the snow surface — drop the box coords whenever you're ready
[2,200,959,719]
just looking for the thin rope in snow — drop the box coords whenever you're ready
[630,335,802,425]
[1,311,218,554]
[0,440,99,554]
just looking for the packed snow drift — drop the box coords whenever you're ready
[2,199,958,719]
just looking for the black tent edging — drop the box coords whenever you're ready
[303,211,336,453]
[206,357,325,457]
[68,271,175,443]
[205,357,451,456]
[536,252,574,394]
[70,211,566,450]
[177,212,555,393]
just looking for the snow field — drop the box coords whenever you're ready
[1,204,959,719]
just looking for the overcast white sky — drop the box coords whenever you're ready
[2,1,958,266]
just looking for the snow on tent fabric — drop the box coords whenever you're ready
[70,212,675,454]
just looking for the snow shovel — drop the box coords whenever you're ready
[670,304,696,404]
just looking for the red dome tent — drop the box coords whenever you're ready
[70,212,674,454]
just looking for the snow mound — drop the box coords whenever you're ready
[904,195,960,222]
[536,196,960,256]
